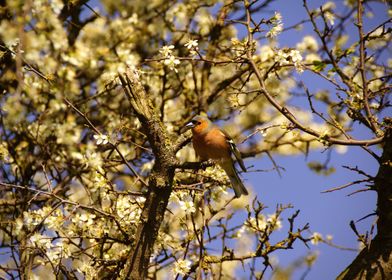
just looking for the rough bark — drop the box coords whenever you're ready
[118,70,177,279]
[337,125,392,280]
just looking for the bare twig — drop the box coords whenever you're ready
[322,179,372,193]
[356,0,382,136]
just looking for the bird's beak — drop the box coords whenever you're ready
[180,121,195,133]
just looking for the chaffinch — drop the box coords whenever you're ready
[184,115,248,198]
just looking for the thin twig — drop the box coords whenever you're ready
[357,0,381,136]
[322,179,372,193]
[63,98,148,187]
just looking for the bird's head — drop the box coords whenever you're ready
[183,115,211,134]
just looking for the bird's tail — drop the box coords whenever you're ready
[220,161,248,198]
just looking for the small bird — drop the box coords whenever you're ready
[184,115,248,198]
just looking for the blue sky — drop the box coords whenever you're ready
[244,146,378,278]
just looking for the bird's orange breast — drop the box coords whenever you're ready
[192,128,230,161]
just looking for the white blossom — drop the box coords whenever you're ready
[164,55,181,72]
[184,39,199,55]
[128,13,138,24]
[50,0,64,14]
[93,134,109,145]
[267,214,282,230]
[30,232,52,249]
[267,23,283,38]
[259,45,275,62]
[267,12,283,38]
[246,215,267,232]
[325,11,335,26]
[72,213,96,230]
[273,11,282,22]
[46,248,61,264]
[184,39,198,50]
[296,36,318,52]
[179,195,196,214]
[173,259,191,275]
[275,49,304,73]
[159,45,175,57]
[311,232,323,245]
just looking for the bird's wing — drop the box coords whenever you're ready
[220,129,247,172]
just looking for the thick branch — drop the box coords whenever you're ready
[119,70,177,279]
[337,122,392,279]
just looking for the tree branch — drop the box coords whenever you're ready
[118,69,177,279]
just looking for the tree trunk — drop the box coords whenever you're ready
[337,127,392,280]
[118,71,177,279]
[122,170,173,279]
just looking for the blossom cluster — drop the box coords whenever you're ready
[267,12,283,38]
[275,49,304,73]
[158,39,199,72]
